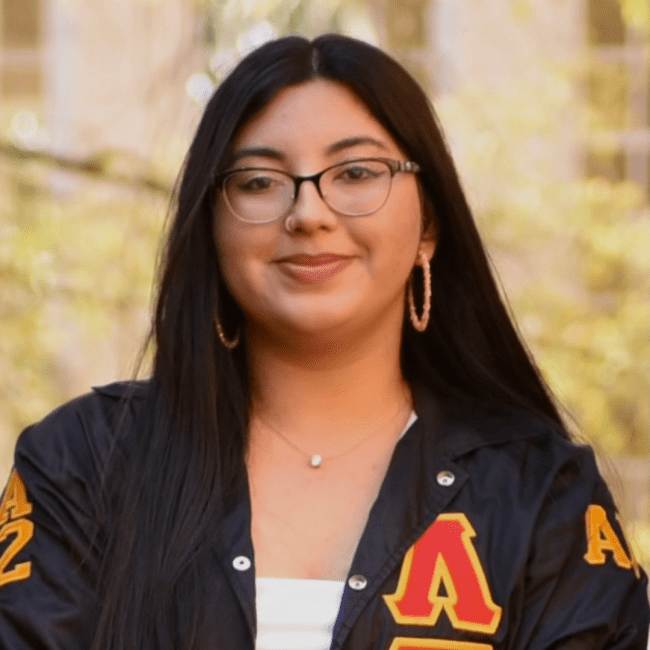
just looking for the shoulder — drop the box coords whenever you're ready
[458,404,602,500]
[0,381,151,647]
[435,401,643,576]
[424,392,586,465]
[416,392,612,515]
[410,391,650,641]
[13,380,151,495]
[469,405,595,475]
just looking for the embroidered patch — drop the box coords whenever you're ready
[388,639,494,650]
[0,469,34,588]
[383,513,501,635]
[0,469,33,526]
[584,504,636,573]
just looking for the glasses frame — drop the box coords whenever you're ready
[215,157,421,224]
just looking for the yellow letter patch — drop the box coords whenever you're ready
[0,469,34,588]
[0,469,33,526]
[584,504,632,570]
[388,640,494,650]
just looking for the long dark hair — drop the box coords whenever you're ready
[91,34,567,649]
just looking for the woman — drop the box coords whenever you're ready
[0,34,647,650]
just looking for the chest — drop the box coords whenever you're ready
[247,441,396,581]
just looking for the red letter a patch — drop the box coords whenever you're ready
[384,514,501,634]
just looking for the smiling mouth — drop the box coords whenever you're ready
[277,255,353,283]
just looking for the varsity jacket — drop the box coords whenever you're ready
[0,380,648,649]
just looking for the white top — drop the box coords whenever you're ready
[255,578,346,650]
[254,412,418,650]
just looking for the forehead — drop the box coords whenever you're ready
[232,79,402,156]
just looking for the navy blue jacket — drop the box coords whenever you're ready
[0,381,648,649]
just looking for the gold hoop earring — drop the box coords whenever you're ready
[408,251,431,332]
[215,315,240,350]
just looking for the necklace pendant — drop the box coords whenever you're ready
[310,454,323,468]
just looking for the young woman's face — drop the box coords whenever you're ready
[214,79,434,343]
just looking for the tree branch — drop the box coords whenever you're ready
[0,140,172,196]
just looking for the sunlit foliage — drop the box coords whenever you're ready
[0,0,646,563]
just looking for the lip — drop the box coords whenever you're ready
[276,254,354,283]
[277,253,351,265]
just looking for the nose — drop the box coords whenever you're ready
[288,177,338,233]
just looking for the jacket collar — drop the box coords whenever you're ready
[412,381,558,459]
[92,380,150,400]
[92,379,555,456]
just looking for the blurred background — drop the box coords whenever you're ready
[0,0,648,567]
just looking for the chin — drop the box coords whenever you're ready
[268,290,360,329]
[281,311,354,336]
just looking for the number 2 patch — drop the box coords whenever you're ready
[0,469,34,588]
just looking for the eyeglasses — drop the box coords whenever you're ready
[216,157,420,224]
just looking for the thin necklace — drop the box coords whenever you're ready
[256,401,413,469]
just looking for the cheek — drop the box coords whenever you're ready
[213,218,235,281]
[213,215,276,306]
[372,190,425,275]
[213,215,250,301]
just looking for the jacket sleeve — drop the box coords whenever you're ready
[0,393,112,650]
[512,442,650,650]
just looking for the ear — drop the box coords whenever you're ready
[418,237,436,262]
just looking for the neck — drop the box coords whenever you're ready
[247,317,412,451]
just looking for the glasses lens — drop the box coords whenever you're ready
[321,160,392,216]
[223,169,293,223]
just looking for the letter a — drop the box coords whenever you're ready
[384,514,501,634]
[0,470,33,527]
[584,504,632,569]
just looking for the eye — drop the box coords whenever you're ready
[333,160,387,184]
[229,170,288,193]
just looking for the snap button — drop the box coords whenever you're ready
[436,470,455,486]
[232,555,251,571]
[348,574,368,590]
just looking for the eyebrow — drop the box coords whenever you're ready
[325,136,390,155]
[229,136,390,165]
[229,147,286,165]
